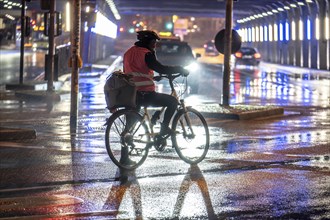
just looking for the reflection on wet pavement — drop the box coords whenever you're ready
[0,63,329,219]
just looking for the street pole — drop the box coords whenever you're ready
[222,0,233,106]
[19,0,26,85]
[47,0,55,93]
[70,0,81,129]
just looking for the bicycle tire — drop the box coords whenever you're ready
[105,109,150,170]
[171,107,209,164]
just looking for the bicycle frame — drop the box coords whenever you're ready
[137,75,194,144]
[105,73,210,169]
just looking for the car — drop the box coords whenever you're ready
[32,40,48,51]
[155,40,201,94]
[203,40,219,56]
[233,47,261,66]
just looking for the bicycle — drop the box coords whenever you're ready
[105,72,210,170]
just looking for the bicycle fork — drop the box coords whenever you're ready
[178,99,195,138]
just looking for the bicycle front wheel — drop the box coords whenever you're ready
[105,109,150,170]
[172,107,209,164]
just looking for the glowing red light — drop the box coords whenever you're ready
[254,53,261,59]
[235,52,243,58]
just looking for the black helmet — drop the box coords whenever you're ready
[137,30,160,41]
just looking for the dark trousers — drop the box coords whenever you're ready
[136,91,178,128]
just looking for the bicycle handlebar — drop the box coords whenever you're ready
[154,72,184,81]
[154,72,187,92]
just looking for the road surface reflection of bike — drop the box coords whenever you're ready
[102,165,215,219]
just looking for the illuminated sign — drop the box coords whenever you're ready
[91,12,117,39]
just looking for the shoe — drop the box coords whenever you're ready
[120,147,136,166]
[159,126,175,137]
[119,157,136,166]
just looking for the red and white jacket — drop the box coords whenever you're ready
[123,46,155,92]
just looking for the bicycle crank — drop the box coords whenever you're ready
[154,135,167,152]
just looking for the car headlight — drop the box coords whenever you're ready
[184,61,200,72]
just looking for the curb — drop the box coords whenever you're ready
[0,127,36,141]
[14,90,63,102]
[200,107,284,120]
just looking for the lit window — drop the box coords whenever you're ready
[279,23,283,41]
[244,28,248,42]
[252,27,255,42]
[299,20,304,40]
[307,19,311,40]
[315,17,320,40]
[260,26,264,42]
[325,16,329,40]
[269,24,273,41]
[285,21,289,41]
[248,27,252,42]
[264,25,268,41]
[256,26,259,42]
[274,23,278,41]
[291,20,296,40]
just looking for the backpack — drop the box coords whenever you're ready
[104,70,137,110]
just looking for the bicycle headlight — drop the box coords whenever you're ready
[184,62,200,72]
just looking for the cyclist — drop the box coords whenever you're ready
[123,30,189,137]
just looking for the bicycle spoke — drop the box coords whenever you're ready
[105,110,150,170]
[172,108,209,164]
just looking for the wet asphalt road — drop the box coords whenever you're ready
[0,54,330,219]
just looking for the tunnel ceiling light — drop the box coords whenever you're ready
[105,0,121,20]
[290,4,297,8]
[267,11,273,15]
[298,2,305,6]
[305,0,313,3]
[5,14,15,20]
[262,12,268,16]
[284,6,290,10]
[277,7,284,12]
[272,9,278,13]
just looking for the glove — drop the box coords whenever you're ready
[153,76,162,81]
[181,68,189,77]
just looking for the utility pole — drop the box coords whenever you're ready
[47,0,55,93]
[19,0,26,85]
[70,0,81,129]
[222,0,233,106]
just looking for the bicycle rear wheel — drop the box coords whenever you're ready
[105,109,150,170]
[172,107,209,164]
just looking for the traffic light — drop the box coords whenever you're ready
[43,12,62,36]
[165,22,173,31]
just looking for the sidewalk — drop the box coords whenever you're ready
[0,55,285,141]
